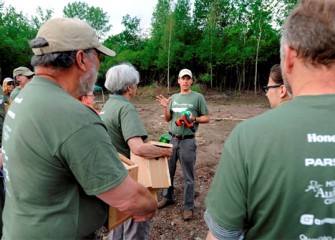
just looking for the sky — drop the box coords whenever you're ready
[3,0,158,35]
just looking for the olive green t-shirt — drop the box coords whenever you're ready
[168,91,209,135]
[206,95,335,239]
[9,87,20,100]
[2,76,128,239]
[100,95,147,158]
[0,87,5,145]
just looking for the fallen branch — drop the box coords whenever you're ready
[211,117,246,121]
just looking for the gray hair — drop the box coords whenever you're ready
[30,37,95,68]
[105,63,140,95]
[281,0,335,66]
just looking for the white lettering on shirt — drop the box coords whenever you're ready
[300,214,335,226]
[307,133,335,143]
[300,234,335,240]
[305,158,335,167]
[7,110,15,119]
[305,180,335,205]
[14,97,23,103]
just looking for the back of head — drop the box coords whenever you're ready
[269,64,283,85]
[281,0,335,66]
[105,63,139,95]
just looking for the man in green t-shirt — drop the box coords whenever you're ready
[10,66,34,102]
[2,18,157,239]
[101,63,172,240]
[156,69,210,221]
[205,1,335,239]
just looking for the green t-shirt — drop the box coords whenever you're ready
[100,95,147,158]
[4,94,10,105]
[168,91,209,135]
[2,76,128,239]
[9,87,20,100]
[0,87,5,145]
[206,95,335,239]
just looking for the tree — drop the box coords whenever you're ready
[63,1,111,39]
[30,7,53,30]
[0,5,37,78]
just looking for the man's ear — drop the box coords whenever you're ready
[279,85,287,98]
[75,50,87,71]
[283,44,297,74]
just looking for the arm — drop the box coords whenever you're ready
[156,95,172,122]
[204,210,243,240]
[206,232,218,240]
[128,137,172,159]
[97,175,157,222]
[193,114,210,124]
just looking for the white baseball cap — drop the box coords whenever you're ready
[178,69,192,78]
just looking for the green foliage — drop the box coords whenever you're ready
[191,83,202,93]
[199,73,211,83]
[0,0,300,92]
[63,1,111,39]
[0,4,37,77]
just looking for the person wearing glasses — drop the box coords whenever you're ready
[10,66,35,101]
[263,64,291,108]
[77,91,100,115]
[2,18,157,239]
[205,0,335,239]
[2,77,15,105]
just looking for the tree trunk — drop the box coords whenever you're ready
[254,20,262,95]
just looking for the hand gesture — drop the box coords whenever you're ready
[156,95,171,108]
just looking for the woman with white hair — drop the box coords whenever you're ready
[100,63,172,240]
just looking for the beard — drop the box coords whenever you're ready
[79,65,98,95]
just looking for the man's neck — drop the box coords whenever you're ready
[288,61,335,97]
[180,89,191,94]
[34,66,80,98]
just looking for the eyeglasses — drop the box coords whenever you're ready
[6,82,15,86]
[263,84,282,93]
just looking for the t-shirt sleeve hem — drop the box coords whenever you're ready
[85,170,128,196]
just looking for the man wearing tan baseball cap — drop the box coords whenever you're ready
[9,66,35,101]
[2,18,157,239]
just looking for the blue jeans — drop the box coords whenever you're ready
[162,137,197,210]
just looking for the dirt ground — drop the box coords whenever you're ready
[131,90,269,240]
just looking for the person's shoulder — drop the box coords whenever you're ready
[236,105,288,133]
[190,91,204,97]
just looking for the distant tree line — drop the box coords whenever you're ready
[0,0,298,93]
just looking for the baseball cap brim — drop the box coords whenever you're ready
[97,44,116,57]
